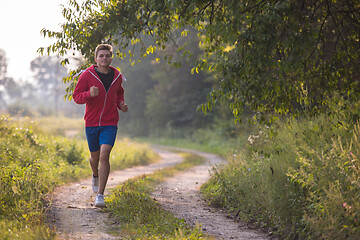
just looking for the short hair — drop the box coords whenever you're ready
[94,44,113,58]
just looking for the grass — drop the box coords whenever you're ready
[201,113,360,239]
[10,115,85,137]
[0,115,158,239]
[105,152,214,239]
[136,132,245,158]
[8,112,359,239]
[139,137,230,155]
[134,119,259,158]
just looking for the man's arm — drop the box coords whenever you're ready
[119,101,128,112]
[73,73,93,104]
[116,75,127,112]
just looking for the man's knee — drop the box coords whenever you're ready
[90,151,100,162]
[99,144,112,161]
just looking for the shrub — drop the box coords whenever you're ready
[110,138,159,169]
[0,116,159,239]
[7,101,34,117]
[0,117,87,237]
[202,113,359,239]
[55,142,84,165]
[287,123,360,239]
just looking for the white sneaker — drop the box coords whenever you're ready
[95,194,105,208]
[92,175,99,193]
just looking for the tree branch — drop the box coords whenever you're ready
[325,0,359,74]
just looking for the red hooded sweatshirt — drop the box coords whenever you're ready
[73,65,125,127]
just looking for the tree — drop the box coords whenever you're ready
[0,49,7,107]
[30,55,68,112]
[115,53,157,137]
[114,29,214,137]
[145,29,214,133]
[4,77,21,100]
[0,49,6,86]
[0,49,19,109]
[41,0,360,121]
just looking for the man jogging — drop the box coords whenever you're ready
[73,44,128,208]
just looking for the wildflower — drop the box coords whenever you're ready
[342,202,352,210]
[247,134,259,145]
[248,135,254,144]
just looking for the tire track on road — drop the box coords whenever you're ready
[152,147,273,240]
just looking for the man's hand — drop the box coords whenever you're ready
[119,102,128,112]
[90,86,99,97]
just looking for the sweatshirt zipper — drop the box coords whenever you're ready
[89,70,121,126]
[98,93,108,126]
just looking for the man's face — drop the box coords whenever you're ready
[95,50,112,67]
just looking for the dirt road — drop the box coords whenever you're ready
[48,146,272,239]
[152,147,271,240]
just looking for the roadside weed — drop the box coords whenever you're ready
[201,114,360,239]
[0,116,158,239]
[106,152,210,239]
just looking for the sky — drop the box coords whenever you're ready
[0,0,67,82]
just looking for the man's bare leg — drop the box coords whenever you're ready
[89,150,100,177]
[98,144,112,195]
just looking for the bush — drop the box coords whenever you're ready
[201,113,359,239]
[0,117,88,237]
[110,138,159,169]
[7,101,34,117]
[0,115,159,239]
[55,142,84,165]
[287,123,360,239]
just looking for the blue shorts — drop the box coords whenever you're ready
[85,126,118,152]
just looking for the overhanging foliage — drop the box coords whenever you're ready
[41,0,360,120]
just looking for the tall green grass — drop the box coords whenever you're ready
[201,114,360,239]
[0,116,158,239]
